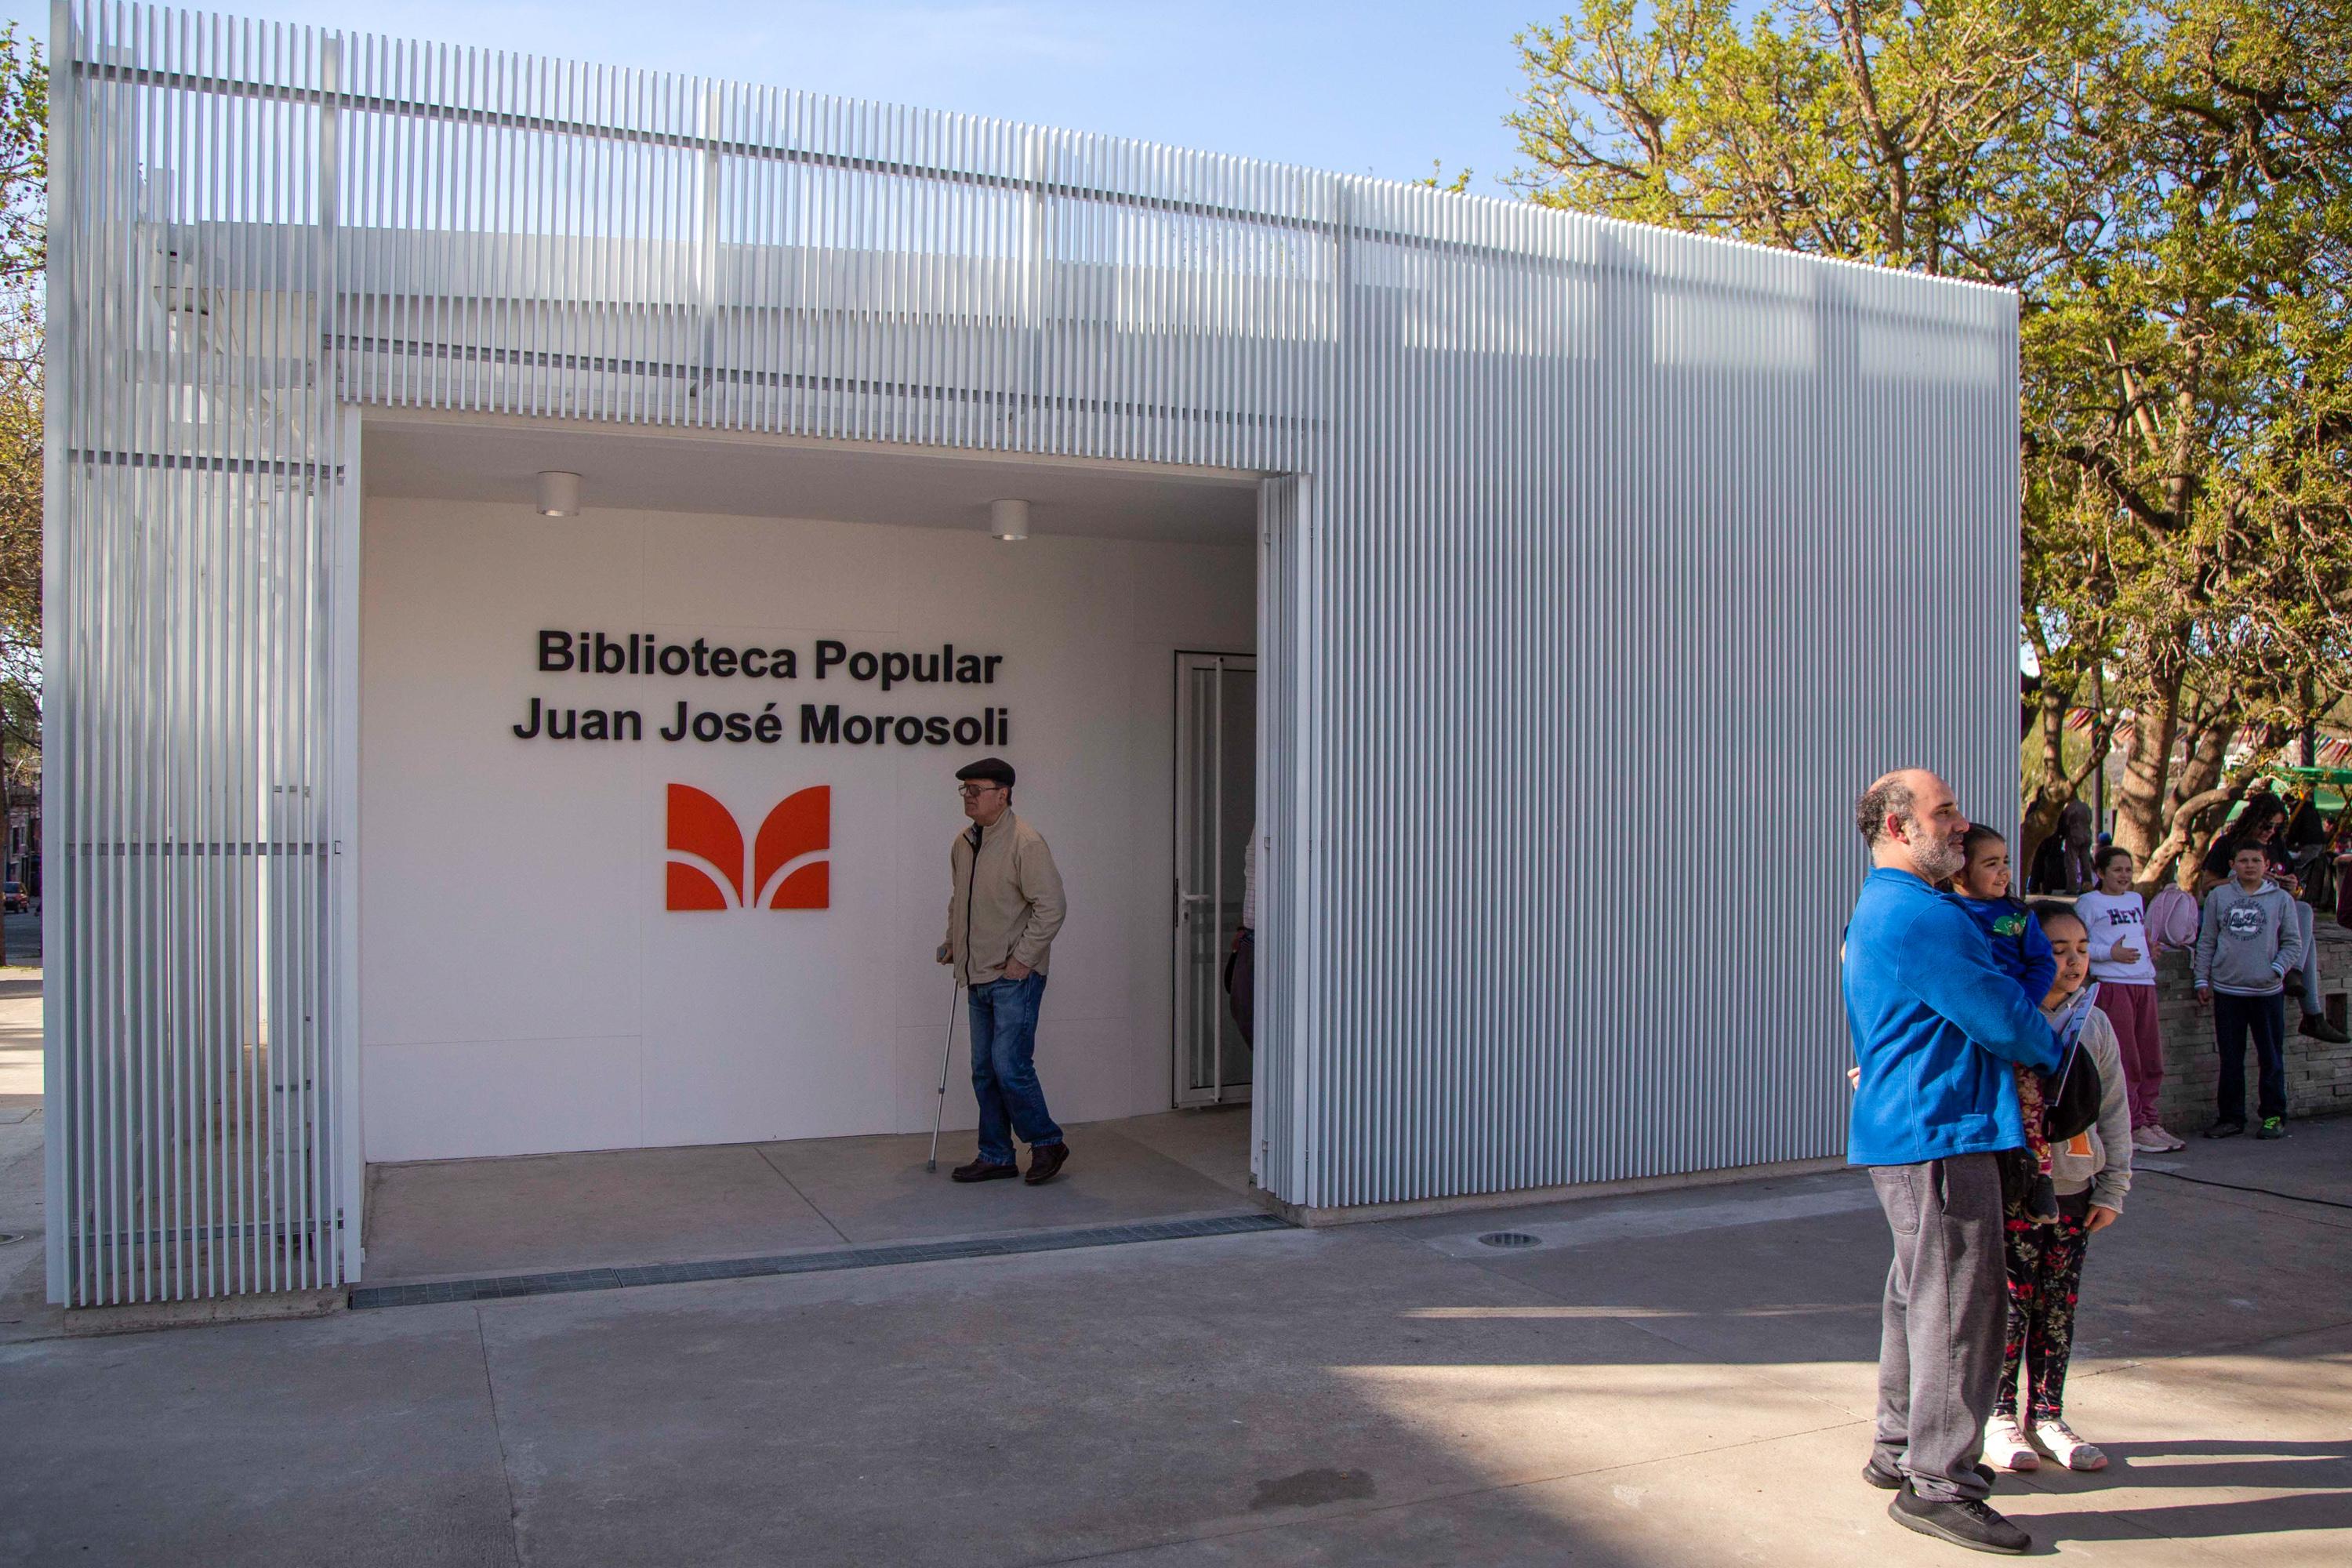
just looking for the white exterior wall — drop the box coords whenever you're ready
[360,496,1250,1162]
[47,3,2019,1300]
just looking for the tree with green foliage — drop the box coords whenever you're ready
[0,23,41,963]
[1507,0,2352,888]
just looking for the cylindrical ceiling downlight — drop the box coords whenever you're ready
[987,498,1030,541]
[536,470,583,518]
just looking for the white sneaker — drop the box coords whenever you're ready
[2151,1124,2187,1151]
[1983,1414,2040,1471]
[2032,1417,2107,1471]
[2131,1126,2168,1152]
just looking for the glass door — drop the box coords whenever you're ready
[1173,652,1257,1106]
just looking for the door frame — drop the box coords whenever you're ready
[1171,649,1257,1109]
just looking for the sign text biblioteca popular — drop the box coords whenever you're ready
[511,630,1014,749]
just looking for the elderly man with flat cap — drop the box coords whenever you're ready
[936,757,1072,1185]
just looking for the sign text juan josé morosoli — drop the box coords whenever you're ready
[512,631,1013,747]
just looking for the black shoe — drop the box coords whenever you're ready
[951,1158,1019,1183]
[1023,1142,1070,1185]
[2202,1120,2245,1140]
[1889,1485,2031,1554]
[1864,1458,1995,1492]
[2299,1013,2349,1044]
[2256,1116,2288,1140]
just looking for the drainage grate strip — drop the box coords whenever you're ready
[350,1211,1293,1309]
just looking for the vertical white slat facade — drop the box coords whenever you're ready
[45,3,352,1305]
[47,2,2019,1298]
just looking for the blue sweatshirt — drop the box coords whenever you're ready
[1953,895,2056,1007]
[1844,868,2064,1166]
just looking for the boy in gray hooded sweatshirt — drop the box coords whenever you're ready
[2194,841,2307,1140]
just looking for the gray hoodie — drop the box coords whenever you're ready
[2193,880,2306,996]
[2050,999,2132,1212]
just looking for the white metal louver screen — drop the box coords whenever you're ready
[46,2,2019,1297]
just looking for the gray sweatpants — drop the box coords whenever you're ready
[1869,1153,2008,1502]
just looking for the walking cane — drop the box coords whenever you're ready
[927,974,960,1173]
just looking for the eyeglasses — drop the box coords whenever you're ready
[957,784,1005,799]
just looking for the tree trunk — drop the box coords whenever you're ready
[2018,673,2076,871]
[2111,673,2183,868]
[2137,778,2244,898]
[2162,720,2234,889]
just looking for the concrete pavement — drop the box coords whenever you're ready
[4,1108,2349,1566]
[361,1105,1258,1287]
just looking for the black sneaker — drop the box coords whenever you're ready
[1864,1457,1995,1491]
[951,1158,1019,1183]
[2299,1013,2350,1045]
[2203,1120,2245,1140]
[2256,1116,2288,1140]
[1889,1485,2031,1554]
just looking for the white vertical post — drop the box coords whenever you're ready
[330,403,363,1280]
[40,0,76,1303]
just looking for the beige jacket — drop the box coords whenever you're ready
[944,811,1068,985]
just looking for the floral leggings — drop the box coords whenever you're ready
[2014,1066,2052,1175]
[1995,1189,2092,1423]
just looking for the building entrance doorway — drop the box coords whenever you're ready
[1173,652,1257,1108]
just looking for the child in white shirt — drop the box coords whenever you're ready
[2073,847,2180,1152]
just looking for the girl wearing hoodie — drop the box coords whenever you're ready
[1984,903,2132,1475]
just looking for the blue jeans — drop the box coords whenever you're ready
[967,973,1062,1166]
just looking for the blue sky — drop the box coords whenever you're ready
[6,2,1547,194]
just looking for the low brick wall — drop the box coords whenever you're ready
[2145,915,2352,1127]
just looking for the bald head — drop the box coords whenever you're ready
[1857,768,1969,880]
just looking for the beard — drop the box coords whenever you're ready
[1910,818,1967,882]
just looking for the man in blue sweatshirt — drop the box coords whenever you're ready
[1846,768,2063,1556]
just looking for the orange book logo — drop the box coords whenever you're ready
[665,784,830,910]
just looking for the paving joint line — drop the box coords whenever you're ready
[1014,1416,1874,1568]
[748,1143,851,1246]
[473,1308,528,1568]
[348,1212,1294,1308]
[1428,1224,1877,1428]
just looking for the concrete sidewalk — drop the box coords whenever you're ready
[4,1109,2349,1565]
[361,1105,1258,1287]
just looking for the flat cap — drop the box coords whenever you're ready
[955,756,1016,787]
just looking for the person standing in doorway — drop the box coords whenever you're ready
[1225,825,1257,1047]
[1846,768,2062,1556]
[936,757,1072,1185]
[2074,847,2180,1151]
[2194,841,2306,1141]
